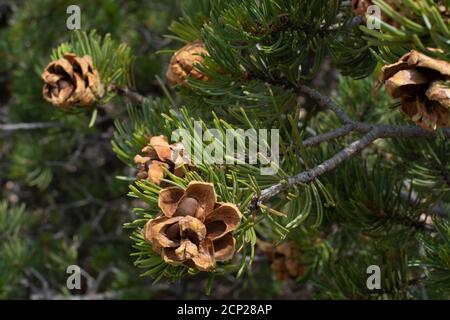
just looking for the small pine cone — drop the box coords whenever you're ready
[134,135,192,185]
[352,0,373,17]
[380,50,450,131]
[42,53,104,110]
[259,241,304,281]
[143,182,242,271]
[166,40,209,86]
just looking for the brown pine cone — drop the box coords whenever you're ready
[260,241,304,281]
[42,53,104,109]
[380,50,450,130]
[143,182,242,271]
[134,135,192,185]
[166,40,209,86]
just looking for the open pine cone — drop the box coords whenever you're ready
[380,50,450,131]
[166,40,209,86]
[42,53,104,109]
[143,182,242,271]
[134,135,191,185]
[260,241,304,281]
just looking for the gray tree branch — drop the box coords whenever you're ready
[250,85,450,210]
[108,84,148,104]
[0,122,63,131]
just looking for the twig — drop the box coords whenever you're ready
[302,124,354,147]
[298,84,353,124]
[250,85,450,210]
[303,123,448,148]
[108,84,147,104]
[253,129,380,207]
[0,122,63,131]
[298,85,450,137]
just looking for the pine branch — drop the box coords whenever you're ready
[302,124,354,147]
[298,84,353,124]
[0,122,63,131]
[250,86,450,210]
[108,84,148,104]
[254,129,379,207]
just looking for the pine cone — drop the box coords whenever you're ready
[143,182,242,271]
[260,241,304,281]
[166,40,209,86]
[352,0,372,17]
[42,53,104,109]
[380,50,450,130]
[134,135,192,185]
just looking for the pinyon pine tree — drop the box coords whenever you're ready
[1,0,450,300]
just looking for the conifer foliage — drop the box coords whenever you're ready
[1,0,450,299]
